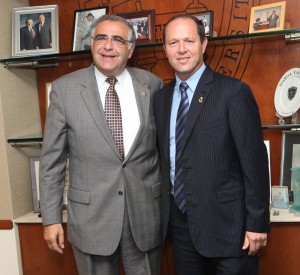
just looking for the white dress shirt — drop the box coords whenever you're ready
[94,66,140,157]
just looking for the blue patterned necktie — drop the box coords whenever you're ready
[105,77,125,160]
[174,81,189,213]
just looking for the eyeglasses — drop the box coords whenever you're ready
[91,34,133,46]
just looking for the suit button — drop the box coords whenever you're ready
[118,191,123,196]
[122,163,126,168]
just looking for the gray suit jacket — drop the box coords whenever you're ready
[40,65,163,256]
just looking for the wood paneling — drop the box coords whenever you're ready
[18,224,79,275]
[0,220,13,230]
[24,1,300,274]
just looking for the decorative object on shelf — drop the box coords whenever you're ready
[289,167,300,213]
[280,131,300,201]
[12,5,59,57]
[274,68,300,125]
[248,1,286,34]
[29,157,69,212]
[72,6,108,52]
[271,186,289,208]
[117,9,156,45]
[192,10,214,38]
[45,82,52,109]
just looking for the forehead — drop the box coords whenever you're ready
[95,20,129,36]
[166,18,198,37]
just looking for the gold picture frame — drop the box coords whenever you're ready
[249,1,286,34]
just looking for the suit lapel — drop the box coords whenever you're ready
[182,67,214,149]
[79,65,121,158]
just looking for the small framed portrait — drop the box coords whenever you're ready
[280,131,300,201]
[45,82,52,110]
[249,1,286,34]
[12,5,59,57]
[72,6,108,52]
[117,9,156,45]
[192,10,214,38]
[29,157,69,213]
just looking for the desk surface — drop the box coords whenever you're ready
[13,207,300,224]
[14,210,68,224]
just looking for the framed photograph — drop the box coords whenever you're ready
[117,9,156,45]
[249,1,286,34]
[271,186,289,208]
[29,157,69,213]
[12,5,59,57]
[280,131,300,200]
[72,7,108,52]
[192,10,214,37]
[45,82,52,109]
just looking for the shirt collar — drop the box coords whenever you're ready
[175,64,206,92]
[93,66,129,87]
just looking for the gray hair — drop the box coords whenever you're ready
[91,14,137,49]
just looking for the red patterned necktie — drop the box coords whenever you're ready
[104,77,125,160]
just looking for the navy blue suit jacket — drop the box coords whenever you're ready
[154,66,270,258]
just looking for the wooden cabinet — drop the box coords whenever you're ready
[17,222,176,275]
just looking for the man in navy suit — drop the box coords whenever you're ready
[154,14,270,275]
[20,18,38,50]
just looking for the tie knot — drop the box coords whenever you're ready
[106,77,117,86]
[179,81,188,92]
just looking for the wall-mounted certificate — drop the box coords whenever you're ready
[272,186,289,208]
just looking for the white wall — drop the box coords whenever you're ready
[0,225,23,275]
[0,0,41,274]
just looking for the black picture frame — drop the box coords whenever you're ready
[192,10,214,37]
[72,6,108,52]
[280,131,300,201]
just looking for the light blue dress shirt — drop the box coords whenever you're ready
[169,65,206,193]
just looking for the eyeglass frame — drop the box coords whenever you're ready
[91,34,135,46]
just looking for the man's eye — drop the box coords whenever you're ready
[169,41,177,46]
[95,35,107,41]
[113,36,125,44]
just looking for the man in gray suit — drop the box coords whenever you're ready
[154,14,270,275]
[40,14,163,275]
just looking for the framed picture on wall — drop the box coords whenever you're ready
[29,157,69,213]
[249,1,286,34]
[117,9,156,45]
[12,5,59,57]
[192,10,214,37]
[280,131,300,201]
[72,6,108,52]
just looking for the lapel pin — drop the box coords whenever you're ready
[199,97,203,103]
[141,91,148,96]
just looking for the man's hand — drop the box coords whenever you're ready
[43,224,65,254]
[242,231,267,256]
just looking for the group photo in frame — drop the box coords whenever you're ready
[12,5,59,57]
[192,10,214,37]
[117,9,156,45]
[249,1,286,34]
[280,131,300,201]
[72,6,108,52]
[29,157,69,213]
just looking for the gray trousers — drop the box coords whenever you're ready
[72,198,161,275]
